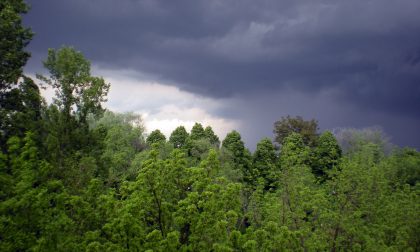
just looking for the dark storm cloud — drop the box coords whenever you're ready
[24,0,420,148]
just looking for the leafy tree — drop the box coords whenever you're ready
[37,46,110,124]
[222,130,252,182]
[187,138,213,165]
[169,126,189,148]
[146,129,166,146]
[333,126,394,155]
[95,111,145,185]
[0,77,42,151]
[190,122,205,141]
[0,0,33,88]
[0,1,39,151]
[383,147,420,187]
[252,138,278,189]
[277,133,327,250]
[36,47,110,181]
[204,126,220,147]
[311,131,342,181]
[274,115,319,146]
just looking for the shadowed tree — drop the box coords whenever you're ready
[252,138,278,190]
[0,0,38,150]
[204,126,220,147]
[311,131,342,181]
[274,116,319,147]
[0,0,33,89]
[222,131,252,183]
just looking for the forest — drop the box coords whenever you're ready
[1,1,419,251]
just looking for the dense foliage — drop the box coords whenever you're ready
[1,2,419,251]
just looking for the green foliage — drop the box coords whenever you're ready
[222,130,252,183]
[146,129,166,146]
[169,126,189,148]
[274,115,319,146]
[0,9,418,249]
[39,47,109,121]
[333,126,393,155]
[0,0,33,87]
[204,126,220,147]
[311,131,342,181]
[190,122,205,140]
[252,138,278,190]
[98,111,145,185]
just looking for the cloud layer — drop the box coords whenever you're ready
[24,0,420,149]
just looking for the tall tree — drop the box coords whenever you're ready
[38,47,110,125]
[274,115,319,147]
[0,0,33,88]
[222,131,252,182]
[252,138,278,189]
[0,0,38,150]
[169,126,189,148]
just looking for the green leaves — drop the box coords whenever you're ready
[0,0,33,88]
[38,47,110,122]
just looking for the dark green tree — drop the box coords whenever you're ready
[274,115,319,147]
[311,131,342,181]
[169,126,189,148]
[204,126,220,147]
[146,129,166,146]
[252,138,278,189]
[0,0,33,88]
[222,131,252,182]
[0,1,39,151]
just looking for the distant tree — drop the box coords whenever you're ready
[204,126,220,147]
[252,138,278,189]
[222,130,252,182]
[146,129,166,146]
[383,147,420,187]
[169,126,189,148]
[98,111,145,185]
[222,131,245,162]
[311,131,342,181]
[190,123,205,141]
[273,116,318,146]
[332,126,393,155]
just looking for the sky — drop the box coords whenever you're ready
[23,0,420,149]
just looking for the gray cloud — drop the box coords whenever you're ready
[24,0,420,149]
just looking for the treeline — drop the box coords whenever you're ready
[1,1,419,251]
